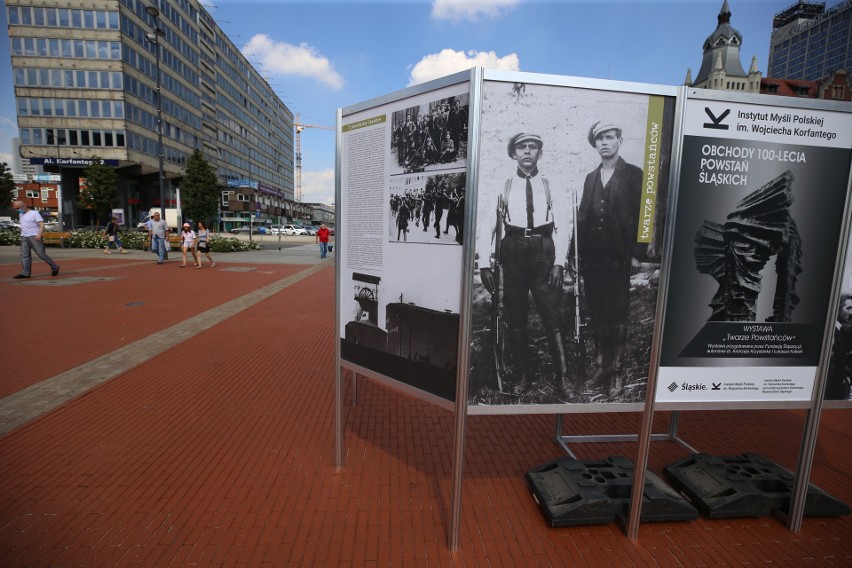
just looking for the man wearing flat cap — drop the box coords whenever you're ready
[478,132,571,399]
[569,122,643,397]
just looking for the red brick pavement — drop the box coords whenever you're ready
[0,255,850,566]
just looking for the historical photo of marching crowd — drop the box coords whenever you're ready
[390,94,469,174]
[468,81,674,406]
[388,173,465,245]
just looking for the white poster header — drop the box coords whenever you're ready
[684,99,852,149]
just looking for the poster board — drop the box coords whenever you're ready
[656,90,852,408]
[337,72,471,406]
[466,72,677,414]
[823,234,852,407]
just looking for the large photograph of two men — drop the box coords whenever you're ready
[468,80,675,406]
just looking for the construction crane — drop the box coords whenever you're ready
[294,113,334,202]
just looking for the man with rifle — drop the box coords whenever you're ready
[569,121,644,398]
[477,133,572,399]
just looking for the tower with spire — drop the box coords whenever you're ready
[685,0,762,93]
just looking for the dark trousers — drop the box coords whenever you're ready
[500,235,560,334]
[583,261,630,353]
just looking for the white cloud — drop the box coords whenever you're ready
[301,169,335,205]
[408,49,520,86]
[0,153,13,167]
[432,0,519,21]
[243,34,344,89]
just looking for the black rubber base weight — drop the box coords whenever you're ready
[525,456,698,527]
[664,453,851,519]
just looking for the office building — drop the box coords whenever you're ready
[6,0,296,229]
[768,0,852,81]
[10,137,42,180]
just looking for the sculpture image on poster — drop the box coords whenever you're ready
[825,237,852,402]
[339,82,469,402]
[657,99,852,404]
[693,170,802,323]
[468,80,675,406]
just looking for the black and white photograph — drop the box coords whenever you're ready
[390,94,469,174]
[388,173,465,245]
[468,80,674,407]
[824,238,852,402]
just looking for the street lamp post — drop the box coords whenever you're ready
[145,5,166,221]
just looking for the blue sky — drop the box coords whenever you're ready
[0,0,839,204]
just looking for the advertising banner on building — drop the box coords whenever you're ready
[657,94,852,404]
[467,76,676,409]
[338,78,470,403]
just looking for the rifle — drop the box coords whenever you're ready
[571,191,587,381]
[491,195,508,391]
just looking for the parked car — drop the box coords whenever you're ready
[328,228,335,236]
[0,220,20,231]
[230,226,258,235]
[302,226,318,236]
[281,225,308,236]
[269,225,284,235]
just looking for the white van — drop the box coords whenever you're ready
[137,208,179,231]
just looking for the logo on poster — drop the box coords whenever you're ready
[668,382,678,392]
[703,107,730,130]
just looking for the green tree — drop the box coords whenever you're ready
[181,150,219,225]
[0,162,14,208]
[77,158,117,227]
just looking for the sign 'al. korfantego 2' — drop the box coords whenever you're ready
[657,95,852,404]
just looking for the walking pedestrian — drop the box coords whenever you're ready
[196,221,215,268]
[316,223,330,259]
[103,216,127,254]
[12,200,60,279]
[179,223,199,268]
[148,211,169,264]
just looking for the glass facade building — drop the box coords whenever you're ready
[768,0,852,80]
[6,0,296,227]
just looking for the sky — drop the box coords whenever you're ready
[0,0,842,205]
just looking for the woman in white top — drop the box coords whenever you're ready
[196,221,215,268]
[179,223,200,268]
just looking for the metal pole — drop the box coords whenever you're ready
[154,39,165,221]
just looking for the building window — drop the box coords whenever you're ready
[41,189,50,202]
[833,85,845,99]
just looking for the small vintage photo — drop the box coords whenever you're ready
[390,94,469,174]
[388,173,465,245]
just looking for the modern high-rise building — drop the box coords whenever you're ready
[6,0,297,228]
[767,0,852,81]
